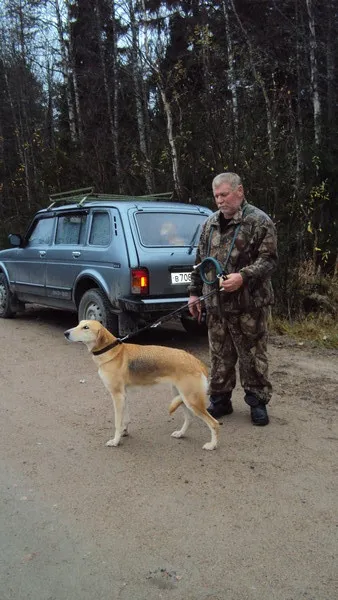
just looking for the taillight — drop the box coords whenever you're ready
[131,268,149,295]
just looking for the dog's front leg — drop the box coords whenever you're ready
[106,390,126,447]
[122,398,130,437]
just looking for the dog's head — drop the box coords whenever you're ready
[64,320,114,350]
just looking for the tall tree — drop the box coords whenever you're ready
[306,0,321,147]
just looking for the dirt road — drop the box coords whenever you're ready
[0,308,337,600]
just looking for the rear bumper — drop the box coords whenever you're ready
[118,296,189,314]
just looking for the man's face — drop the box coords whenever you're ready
[213,182,244,218]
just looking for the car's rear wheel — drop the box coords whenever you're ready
[0,273,16,318]
[78,288,119,334]
[181,315,208,336]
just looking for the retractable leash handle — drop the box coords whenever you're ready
[193,256,224,285]
[194,217,242,285]
[193,256,229,291]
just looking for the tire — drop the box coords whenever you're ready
[78,288,119,334]
[0,273,16,318]
[181,315,208,336]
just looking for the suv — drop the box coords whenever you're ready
[0,188,212,335]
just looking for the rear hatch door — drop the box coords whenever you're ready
[129,206,211,297]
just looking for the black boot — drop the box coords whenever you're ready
[245,392,269,426]
[207,393,233,419]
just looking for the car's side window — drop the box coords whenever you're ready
[55,214,87,245]
[28,218,54,246]
[89,211,111,246]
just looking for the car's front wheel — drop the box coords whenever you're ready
[78,288,119,334]
[0,273,16,318]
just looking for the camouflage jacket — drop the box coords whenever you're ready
[188,200,278,314]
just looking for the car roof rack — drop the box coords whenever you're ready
[47,187,94,209]
[47,188,174,209]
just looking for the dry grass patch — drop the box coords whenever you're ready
[271,314,338,349]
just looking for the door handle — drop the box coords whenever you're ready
[72,251,81,258]
[39,250,46,258]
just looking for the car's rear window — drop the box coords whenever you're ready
[89,211,111,246]
[135,212,207,247]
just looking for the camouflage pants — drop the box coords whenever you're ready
[207,308,272,404]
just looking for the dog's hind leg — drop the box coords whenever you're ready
[179,387,219,450]
[192,405,219,451]
[171,402,192,439]
[106,390,126,447]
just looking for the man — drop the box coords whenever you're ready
[188,172,277,425]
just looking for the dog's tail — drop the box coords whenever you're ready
[169,395,183,414]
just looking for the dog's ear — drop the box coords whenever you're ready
[96,326,108,348]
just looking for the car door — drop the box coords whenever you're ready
[11,215,56,302]
[45,210,88,307]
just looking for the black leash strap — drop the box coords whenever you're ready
[118,287,222,344]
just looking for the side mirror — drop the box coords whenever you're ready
[8,233,23,247]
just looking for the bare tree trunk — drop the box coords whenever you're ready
[111,0,122,190]
[229,0,274,160]
[2,65,31,210]
[139,0,153,181]
[199,1,211,93]
[46,62,61,191]
[229,0,277,210]
[222,0,239,145]
[66,0,83,146]
[326,0,335,127]
[139,2,182,198]
[127,0,153,193]
[16,1,34,208]
[94,0,122,187]
[287,95,301,199]
[53,0,77,142]
[295,0,304,193]
[158,84,182,200]
[333,257,338,281]
[306,0,321,147]
[0,114,4,217]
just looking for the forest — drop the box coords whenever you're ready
[0,0,337,317]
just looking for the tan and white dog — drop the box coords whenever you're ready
[64,320,219,450]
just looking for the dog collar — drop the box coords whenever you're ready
[92,339,122,356]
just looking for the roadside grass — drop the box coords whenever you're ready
[271,313,338,349]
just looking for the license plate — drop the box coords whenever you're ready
[171,271,191,285]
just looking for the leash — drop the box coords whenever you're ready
[93,288,223,355]
[99,206,251,350]
[113,231,237,345]
[116,286,223,344]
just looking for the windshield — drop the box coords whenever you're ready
[135,212,207,247]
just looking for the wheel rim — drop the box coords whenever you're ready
[84,300,104,323]
[0,282,8,313]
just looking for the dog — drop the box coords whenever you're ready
[64,320,219,450]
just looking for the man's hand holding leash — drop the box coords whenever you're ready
[219,272,244,292]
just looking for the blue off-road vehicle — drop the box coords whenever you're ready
[0,188,212,336]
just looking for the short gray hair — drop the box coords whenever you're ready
[212,172,242,191]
